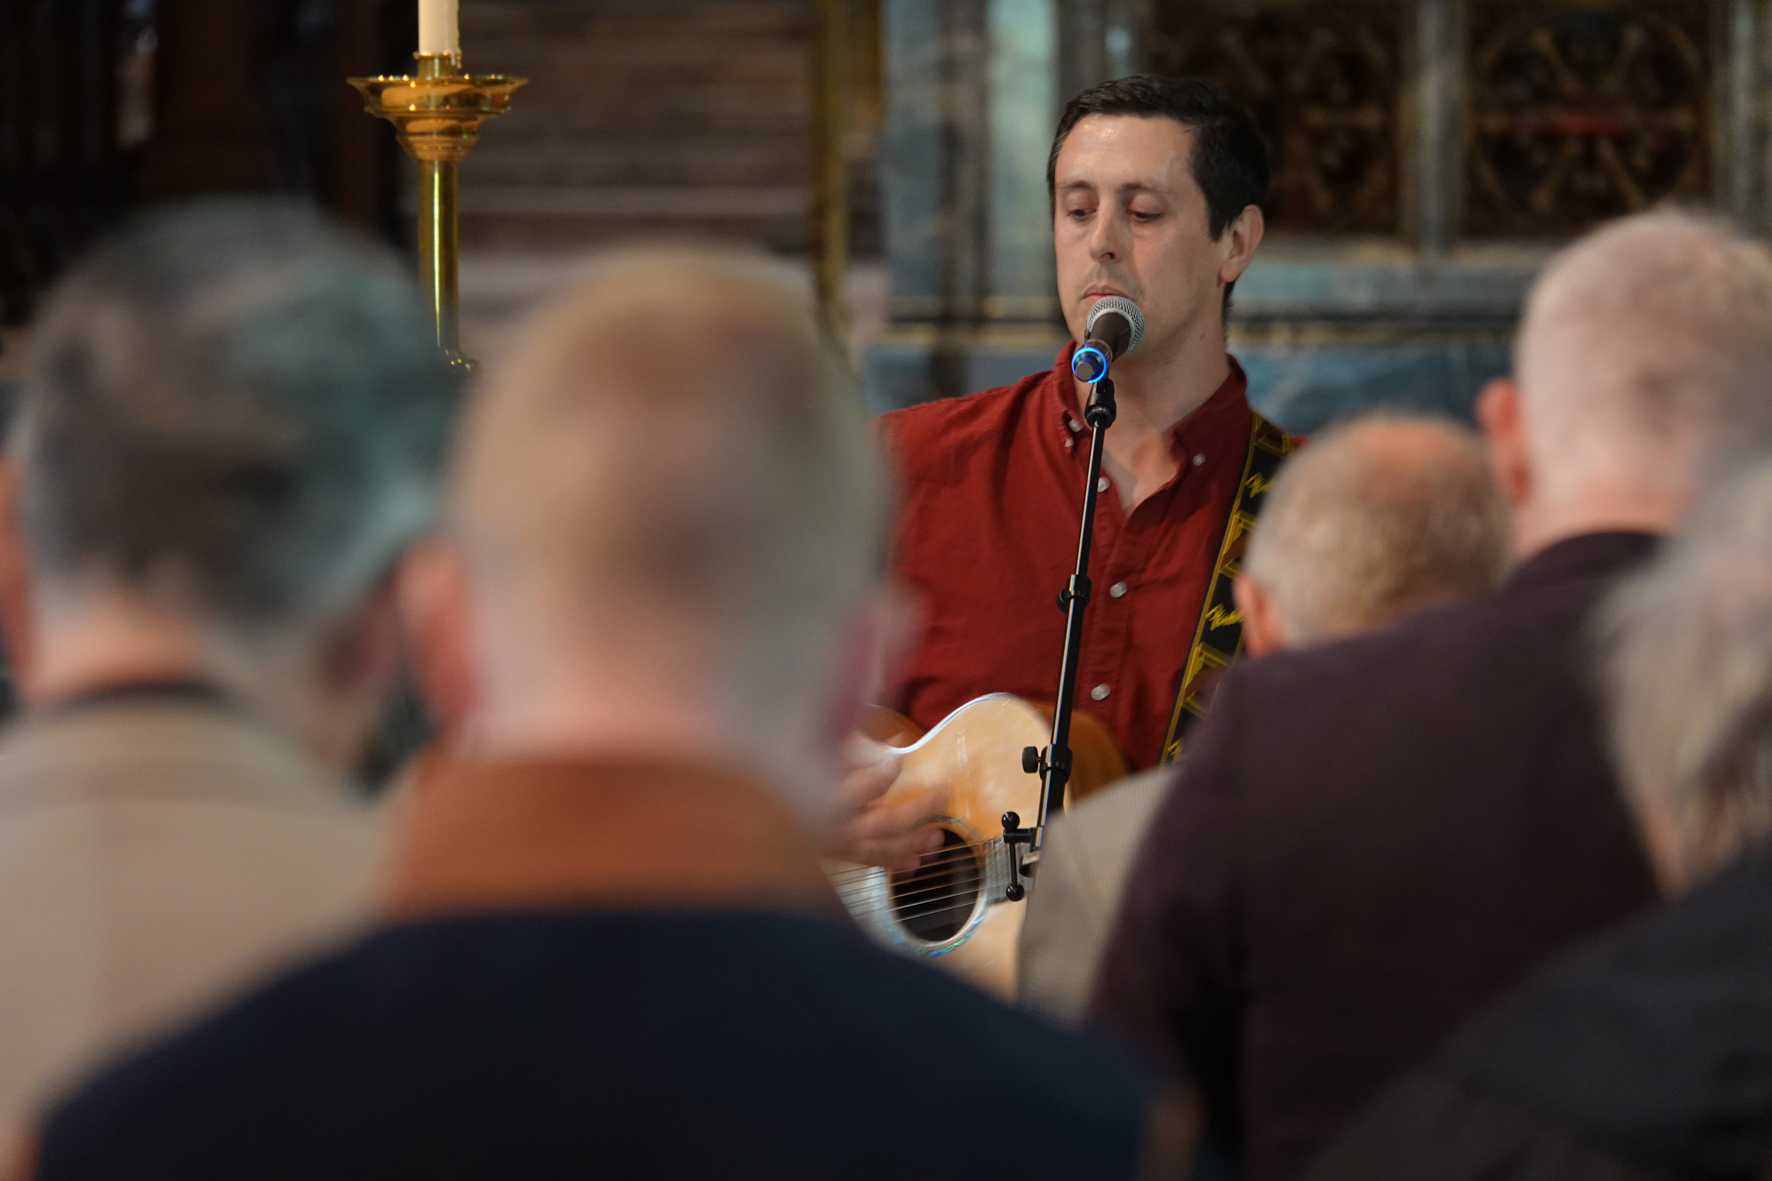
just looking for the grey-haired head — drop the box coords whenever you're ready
[15,196,460,635]
[1605,457,1772,888]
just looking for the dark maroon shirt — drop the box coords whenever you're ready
[878,345,1252,770]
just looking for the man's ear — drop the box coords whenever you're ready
[321,568,404,705]
[300,570,407,773]
[1232,573,1286,657]
[1217,204,1266,286]
[1476,376,1532,510]
[0,457,37,694]
[394,537,478,737]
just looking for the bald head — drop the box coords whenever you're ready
[450,247,885,761]
[1514,211,1772,500]
[1240,416,1509,647]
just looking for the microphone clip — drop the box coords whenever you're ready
[1085,376,1117,429]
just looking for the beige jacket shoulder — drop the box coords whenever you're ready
[0,697,385,1127]
[1017,767,1173,1022]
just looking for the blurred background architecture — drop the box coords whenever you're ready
[3,0,1769,430]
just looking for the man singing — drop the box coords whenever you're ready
[879,75,1285,777]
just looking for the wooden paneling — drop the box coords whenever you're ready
[456,0,814,249]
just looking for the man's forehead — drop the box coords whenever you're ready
[1054,113,1196,190]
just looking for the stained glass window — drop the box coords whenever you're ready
[1146,0,1719,242]
[1464,0,1713,236]
[1149,0,1407,236]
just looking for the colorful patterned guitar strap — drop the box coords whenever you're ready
[1160,410,1299,765]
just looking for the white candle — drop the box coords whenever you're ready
[418,0,459,56]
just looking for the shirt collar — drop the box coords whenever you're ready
[1504,530,1663,594]
[383,753,840,921]
[45,678,231,718]
[1046,343,1251,460]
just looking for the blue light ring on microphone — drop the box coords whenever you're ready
[1072,343,1111,383]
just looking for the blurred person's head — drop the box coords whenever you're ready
[4,197,458,768]
[1048,75,1267,370]
[410,246,889,830]
[1605,460,1772,890]
[1479,209,1772,558]
[1233,416,1509,655]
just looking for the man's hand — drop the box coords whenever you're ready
[827,736,947,872]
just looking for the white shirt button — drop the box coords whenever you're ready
[1068,418,1082,432]
[1097,476,1110,492]
[1110,581,1128,598]
[1192,453,1205,466]
[1064,438,1074,449]
[1090,683,1111,701]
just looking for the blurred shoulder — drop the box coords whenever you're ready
[1310,1068,1664,1181]
[1228,590,1512,708]
[877,370,1056,474]
[820,928,1157,1171]
[34,930,368,1177]
[800,911,1148,1080]
[39,911,1157,1178]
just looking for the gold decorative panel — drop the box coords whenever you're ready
[1150,0,1407,236]
[1464,0,1713,236]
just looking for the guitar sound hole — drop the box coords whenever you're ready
[889,828,981,944]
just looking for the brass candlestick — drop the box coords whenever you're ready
[350,53,525,368]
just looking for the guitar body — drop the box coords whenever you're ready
[831,695,1126,998]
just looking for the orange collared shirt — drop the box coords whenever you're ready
[382,754,838,921]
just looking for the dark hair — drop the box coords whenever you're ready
[1047,75,1270,315]
[16,197,460,631]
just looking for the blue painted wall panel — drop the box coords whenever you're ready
[866,340,1513,433]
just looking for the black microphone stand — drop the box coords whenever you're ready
[1001,375,1116,901]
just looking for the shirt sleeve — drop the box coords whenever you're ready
[1085,666,1250,1148]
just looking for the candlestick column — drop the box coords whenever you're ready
[350,52,523,367]
[415,52,461,356]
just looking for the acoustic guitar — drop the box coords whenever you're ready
[826,694,1126,999]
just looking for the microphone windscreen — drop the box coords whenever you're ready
[1085,296,1145,358]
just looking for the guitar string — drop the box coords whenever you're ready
[827,848,1022,914]
[843,893,994,925]
[840,879,1029,923]
[839,874,1009,913]
[827,839,1038,921]
[822,851,978,879]
[865,879,986,910]
[829,851,999,886]
[841,895,979,923]
[825,842,1003,880]
[830,880,984,907]
[887,893,990,921]
[837,880,989,916]
[827,865,982,891]
[825,849,989,884]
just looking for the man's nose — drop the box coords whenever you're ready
[1089,208,1125,261]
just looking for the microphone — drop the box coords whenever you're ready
[1070,296,1145,384]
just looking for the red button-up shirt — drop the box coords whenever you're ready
[879,345,1252,771]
